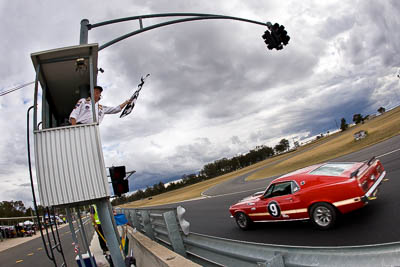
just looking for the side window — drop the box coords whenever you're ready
[292,181,300,193]
[266,182,292,197]
[264,184,274,197]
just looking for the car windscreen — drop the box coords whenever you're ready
[309,163,354,176]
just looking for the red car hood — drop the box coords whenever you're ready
[234,194,261,205]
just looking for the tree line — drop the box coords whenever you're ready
[112,138,291,206]
[0,200,61,218]
[339,106,385,132]
[1,201,40,218]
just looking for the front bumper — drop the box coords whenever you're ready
[361,171,386,203]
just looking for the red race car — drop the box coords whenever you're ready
[229,157,386,230]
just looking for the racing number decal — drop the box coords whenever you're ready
[268,201,281,217]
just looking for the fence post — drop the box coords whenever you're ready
[163,211,187,257]
[141,210,155,240]
[122,210,132,225]
[131,210,142,232]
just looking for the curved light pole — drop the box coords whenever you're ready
[78,13,289,267]
[80,13,289,51]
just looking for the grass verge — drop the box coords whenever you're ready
[247,106,400,180]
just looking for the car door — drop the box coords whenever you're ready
[260,181,306,221]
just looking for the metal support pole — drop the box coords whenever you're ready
[95,199,125,267]
[66,208,85,267]
[106,200,122,247]
[33,63,40,131]
[139,18,143,29]
[80,19,89,45]
[88,54,97,124]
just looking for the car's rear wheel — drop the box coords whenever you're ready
[235,212,253,230]
[310,202,337,230]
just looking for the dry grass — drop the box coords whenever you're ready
[247,106,400,180]
[122,106,400,208]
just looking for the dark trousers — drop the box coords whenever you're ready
[96,224,108,252]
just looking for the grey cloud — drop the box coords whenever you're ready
[231,136,243,145]
[318,15,355,39]
[339,1,400,67]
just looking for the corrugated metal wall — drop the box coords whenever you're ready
[34,124,110,206]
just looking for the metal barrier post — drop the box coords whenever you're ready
[163,211,187,257]
[141,210,155,240]
[131,210,142,232]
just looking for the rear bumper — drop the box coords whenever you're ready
[361,171,386,203]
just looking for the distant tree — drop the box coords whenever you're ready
[153,182,166,195]
[294,141,300,148]
[377,107,386,114]
[353,114,363,124]
[0,201,26,217]
[274,144,283,153]
[279,138,290,151]
[340,118,348,131]
[275,139,289,153]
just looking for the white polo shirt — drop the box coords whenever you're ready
[69,97,122,124]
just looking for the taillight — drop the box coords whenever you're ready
[376,165,382,174]
[370,174,376,181]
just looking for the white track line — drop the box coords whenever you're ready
[376,148,400,159]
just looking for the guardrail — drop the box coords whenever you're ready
[119,207,400,267]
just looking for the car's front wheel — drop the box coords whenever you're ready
[235,212,253,230]
[310,202,337,230]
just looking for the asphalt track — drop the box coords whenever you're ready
[0,219,95,267]
[157,134,400,246]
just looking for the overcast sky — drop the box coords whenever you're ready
[1,1,399,207]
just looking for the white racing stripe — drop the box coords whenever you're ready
[333,197,361,207]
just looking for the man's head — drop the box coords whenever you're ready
[94,86,103,102]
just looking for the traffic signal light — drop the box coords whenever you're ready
[262,30,278,50]
[277,24,290,45]
[262,22,290,50]
[109,166,129,197]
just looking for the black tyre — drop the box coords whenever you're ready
[309,202,337,230]
[235,212,253,230]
